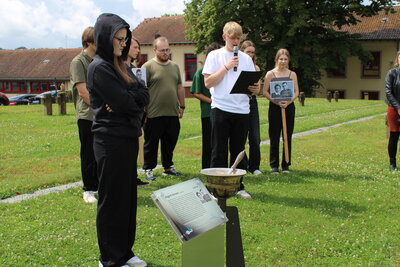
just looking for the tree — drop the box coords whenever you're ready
[184,0,397,95]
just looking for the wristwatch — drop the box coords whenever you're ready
[179,105,185,110]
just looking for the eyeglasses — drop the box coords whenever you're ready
[156,48,171,53]
[114,36,129,45]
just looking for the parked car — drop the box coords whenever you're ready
[0,92,10,106]
[32,90,60,104]
[9,94,38,105]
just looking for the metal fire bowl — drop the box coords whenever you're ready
[200,168,247,199]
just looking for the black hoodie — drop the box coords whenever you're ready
[87,13,149,138]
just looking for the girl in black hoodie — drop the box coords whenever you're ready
[87,13,149,267]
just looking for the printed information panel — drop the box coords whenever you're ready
[151,178,228,242]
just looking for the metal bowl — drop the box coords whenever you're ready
[200,168,246,198]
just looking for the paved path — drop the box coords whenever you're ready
[1,114,383,204]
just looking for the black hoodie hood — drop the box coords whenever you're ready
[94,13,131,63]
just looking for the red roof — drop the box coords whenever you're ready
[339,6,400,40]
[0,48,80,80]
[132,16,192,45]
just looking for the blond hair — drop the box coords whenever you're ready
[223,21,243,38]
[274,48,290,68]
[394,51,400,67]
[153,36,169,49]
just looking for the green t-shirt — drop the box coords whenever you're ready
[143,59,182,118]
[189,66,211,118]
[70,51,93,121]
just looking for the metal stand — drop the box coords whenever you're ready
[218,198,245,267]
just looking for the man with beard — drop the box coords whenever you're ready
[142,36,185,181]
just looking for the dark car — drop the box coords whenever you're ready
[32,90,60,104]
[0,92,10,106]
[9,94,38,105]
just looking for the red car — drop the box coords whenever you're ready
[0,92,10,106]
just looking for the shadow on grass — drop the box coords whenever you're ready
[252,192,367,218]
[147,263,175,267]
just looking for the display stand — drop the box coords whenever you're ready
[182,225,225,267]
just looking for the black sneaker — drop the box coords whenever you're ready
[144,169,156,181]
[282,167,290,174]
[389,164,396,171]
[162,166,181,176]
[137,179,149,186]
[271,167,279,174]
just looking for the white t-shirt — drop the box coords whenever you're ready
[202,48,255,114]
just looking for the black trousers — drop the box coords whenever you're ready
[210,108,249,190]
[247,96,261,172]
[77,119,98,191]
[143,116,180,170]
[201,117,212,169]
[388,132,400,164]
[268,102,295,169]
[94,133,138,267]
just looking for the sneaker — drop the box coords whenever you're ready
[271,167,279,174]
[236,190,252,199]
[137,178,149,186]
[252,170,262,175]
[126,256,147,267]
[99,262,129,267]
[282,167,290,174]
[162,166,181,176]
[389,164,396,171]
[83,191,97,203]
[145,169,156,181]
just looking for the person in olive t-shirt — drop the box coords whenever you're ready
[142,36,185,181]
[69,26,98,203]
[190,42,221,169]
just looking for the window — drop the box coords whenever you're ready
[360,91,379,100]
[139,54,148,67]
[31,82,39,92]
[362,51,380,78]
[184,54,197,81]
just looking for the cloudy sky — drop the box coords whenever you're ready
[0,0,186,49]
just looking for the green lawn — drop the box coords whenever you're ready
[1,98,399,266]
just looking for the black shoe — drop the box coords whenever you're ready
[137,179,150,186]
[282,167,290,174]
[389,164,396,171]
[271,167,279,174]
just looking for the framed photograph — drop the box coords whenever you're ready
[269,78,294,102]
[131,67,147,86]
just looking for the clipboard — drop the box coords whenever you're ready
[230,71,263,94]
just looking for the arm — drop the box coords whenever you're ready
[204,56,238,88]
[75,82,90,104]
[193,93,212,103]
[177,83,185,118]
[385,69,400,112]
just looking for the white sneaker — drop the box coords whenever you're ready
[126,256,147,267]
[83,191,97,203]
[236,190,252,199]
[252,170,262,175]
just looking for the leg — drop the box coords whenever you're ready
[282,104,295,169]
[268,103,282,169]
[248,98,261,173]
[210,108,230,168]
[94,134,137,267]
[78,119,98,192]
[143,117,162,170]
[201,117,212,169]
[160,116,180,169]
[388,131,400,169]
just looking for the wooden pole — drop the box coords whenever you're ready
[281,107,289,163]
[138,131,144,166]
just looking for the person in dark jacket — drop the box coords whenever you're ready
[384,51,400,171]
[87,13,149,267]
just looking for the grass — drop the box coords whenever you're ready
[1,98,399,266]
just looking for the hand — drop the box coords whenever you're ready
[248,83,259,95]
[278,101,289,109]
[178,107,184,118]
[225,56,238,70]
[105,104,113,112]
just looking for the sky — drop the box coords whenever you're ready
[0,0,186,50]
